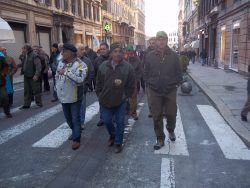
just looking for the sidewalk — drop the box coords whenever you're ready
[188,62,250,147]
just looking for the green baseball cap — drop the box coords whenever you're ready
[156,31,168,38]
[126,44,134,51]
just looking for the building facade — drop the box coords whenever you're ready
[180,0,250,74]
[167,31,178,49]
[134,0,145,50]
[0,0,102,61]
[101,0,136,47]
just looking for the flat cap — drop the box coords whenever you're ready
[63,43,77,52]
[110,42,122,52]
[156,31,168,38]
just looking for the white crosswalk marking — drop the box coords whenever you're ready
[197,105,250,160]
[32,102,100,148]
[161,158,175,188]
[155,108,189,156]
[0,104,62,145]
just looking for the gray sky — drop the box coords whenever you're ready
[145,0,179,37]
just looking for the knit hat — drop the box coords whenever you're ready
[156,31,168,38]
[63,43,77,52]
[110,42,122,52]
[52,43,58,49]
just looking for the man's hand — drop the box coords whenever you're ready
[33,75,39,81]
[57,68,65,75]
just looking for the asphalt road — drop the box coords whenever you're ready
[0,79,250,188]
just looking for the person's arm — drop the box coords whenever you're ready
[64,62,87,85]
[34,57,42,80]
[10,57,17,76]
[125,65,136,98]
[95,69,103,97]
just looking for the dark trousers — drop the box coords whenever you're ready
[62,100,82,142]
[101,101,127,145]
[43,72,50,91]
[0,86,10,115]
[241,94,250,116]
[24,76,42,106]
[148,87,177,141]
[52,72,58,99]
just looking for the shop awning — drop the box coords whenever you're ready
[191,40,199,49]
[0,17,15,43]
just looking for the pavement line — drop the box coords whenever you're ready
[155,107,189,156]
[0,103,36,119]
[197,105,250,160]
[161,158,175,188]
[32,101,100,148]
[0,104,62,145]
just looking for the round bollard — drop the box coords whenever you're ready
[181,81,192,94]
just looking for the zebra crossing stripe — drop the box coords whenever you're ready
[155,108,189,156]
[197,105,250,160]
[0,104,62,145]
[32,102,100,148]
[161,158,175,188]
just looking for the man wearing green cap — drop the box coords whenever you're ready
[144,31,182,150]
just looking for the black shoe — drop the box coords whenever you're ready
[97,120,104,127]
[51,98,58,102]
[68,134,73,140]
[6,113,12,118]
[169,132,176,141]
[241,115,247,122]
[148,114,152,118]
[36,103,43,107]
[19,106,30,110]
[115,144,123,153]
[153,141,164,150]
[108,137,115,147]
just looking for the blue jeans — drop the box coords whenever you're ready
[80,94,86,125]
[101,101,127,145]
[62,100,82,142]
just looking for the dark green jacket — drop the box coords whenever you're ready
[96,60,135,108]
[144,46,182,93]
[23,50,42,78]
[128,56,142,81]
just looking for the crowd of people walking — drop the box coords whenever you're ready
[0,30,185,153]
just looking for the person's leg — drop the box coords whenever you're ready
[80,94,86,126]
[129,83,138,120]
[24,77,32,107]
[114,101,127,145]
[62,103,73,130]
[101,105,115,141]
[241,90,250,121]
[43,72,50,91]
[146,85,152,117]
[32,79,43,106]
[70,100,82,142]
[148,87,165,145]
[8,93,13,106]
[165,88,177,133]
[52,72,58,100]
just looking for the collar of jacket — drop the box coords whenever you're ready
[63,57,78,67]
[107,59,125,68]
[155,46,171,56]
